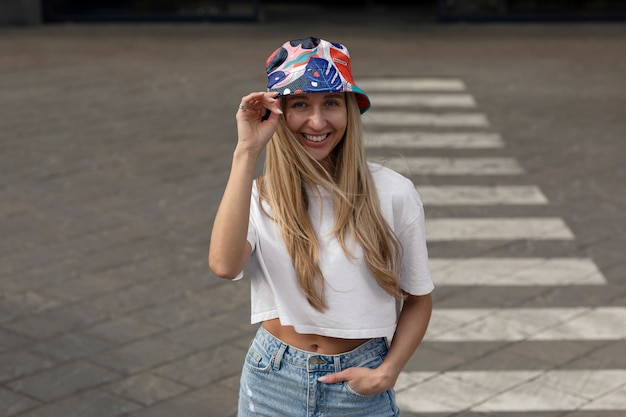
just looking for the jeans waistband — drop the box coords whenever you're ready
[252,325,388,373]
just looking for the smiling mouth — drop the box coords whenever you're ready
[304,133,329,142]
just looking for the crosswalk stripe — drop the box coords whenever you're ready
[357,78,467,92]
[426,307,626,341]
[367,93,476,108]
[418,185,548,205]
[364,132,504,149]
[426,217,575,240]
[377,156,524,175]
[429,258,606,285]
[364,132,504,148]
[364,111,489,127]
[395,369,626,412]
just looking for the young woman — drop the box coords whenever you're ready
[209,37,434,417]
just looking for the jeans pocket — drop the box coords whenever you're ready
[344,380,375,398]
[342,353,387,398]
[243,345,273,373]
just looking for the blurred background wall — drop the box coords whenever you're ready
[2,0,626,25]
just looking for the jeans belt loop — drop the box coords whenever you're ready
[333,355,342,373]
[273,343,287,371]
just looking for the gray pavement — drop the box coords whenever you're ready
[1,19,625,417]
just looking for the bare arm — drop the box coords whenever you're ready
[318,292,433,395]
[208,149,258,279]
[376,293,433,386]
[208,91,282,279]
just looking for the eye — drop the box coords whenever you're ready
[324,97,344,107]
[289,100,308,109]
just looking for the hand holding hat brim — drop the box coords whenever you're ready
[235,91,282,155]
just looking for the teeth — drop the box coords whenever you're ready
[304,134,327,142]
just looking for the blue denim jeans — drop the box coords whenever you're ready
[238,326,401,417]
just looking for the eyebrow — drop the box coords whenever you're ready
[285,93,345,101]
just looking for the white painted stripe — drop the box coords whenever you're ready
[377,157,524,175]
[364,132,504,149]
[581,384,626,410]
[368,93,476,108]
[418,185,548,205]
[426,217,575,240]
[357,78,466,92]
[364,111,489,127]
[396,370,626,413]
[425,307,626,341]
[429,258,607,285]
[530,307,626,340]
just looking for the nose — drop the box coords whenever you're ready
[307,106,327,130]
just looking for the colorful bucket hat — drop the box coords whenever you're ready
[265,37,371,114]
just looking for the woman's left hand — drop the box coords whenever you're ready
[318,366,395,396]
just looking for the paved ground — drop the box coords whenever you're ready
[0,16,625,417]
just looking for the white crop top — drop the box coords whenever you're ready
[235,161,434,339]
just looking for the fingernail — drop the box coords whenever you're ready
[317,376,328,382]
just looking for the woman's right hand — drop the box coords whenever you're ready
[235,91,283,155]
[210,91,281,279]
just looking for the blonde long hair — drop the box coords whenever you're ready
[257,93,403,311]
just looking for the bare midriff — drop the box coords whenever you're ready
[262,318,371,355]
